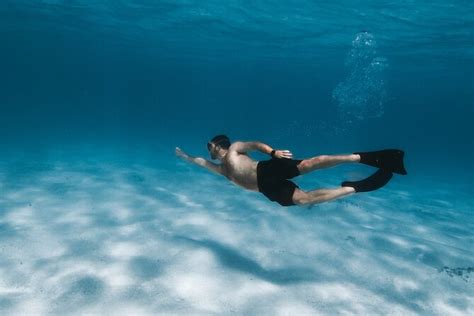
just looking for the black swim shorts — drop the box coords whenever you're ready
[257,157,303,206]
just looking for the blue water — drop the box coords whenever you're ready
[1,1,473,314]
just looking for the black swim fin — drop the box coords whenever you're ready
[355,149,407,175]
[341,169,393,192]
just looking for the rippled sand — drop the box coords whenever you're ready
[0,156,472,315]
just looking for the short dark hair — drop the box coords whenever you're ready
[208,134,231,150]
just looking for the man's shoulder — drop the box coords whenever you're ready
[229,141,245,148]
[229,141,255,152]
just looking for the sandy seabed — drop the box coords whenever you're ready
[0,157,472,315]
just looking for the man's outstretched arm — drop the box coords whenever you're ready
[175,147,222,175]
[232,141,293,159]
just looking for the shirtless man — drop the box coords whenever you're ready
[175,135,407,206]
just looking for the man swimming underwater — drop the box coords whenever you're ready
[175,135,407,206]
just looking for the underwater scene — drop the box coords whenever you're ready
[0,1,473,314]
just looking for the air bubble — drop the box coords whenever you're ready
[332,32,388,122]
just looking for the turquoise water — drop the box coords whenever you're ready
[0,1,473,314]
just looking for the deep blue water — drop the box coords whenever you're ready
[0,1,473,314]
[1,1,473,173]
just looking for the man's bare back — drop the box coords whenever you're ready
[220,144,259,191]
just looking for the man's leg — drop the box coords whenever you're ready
[292,187,355,205]
[297,154,360,175]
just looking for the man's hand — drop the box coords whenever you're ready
[273,149,293,159]
[175,147,189,160]
[175,146,222,175]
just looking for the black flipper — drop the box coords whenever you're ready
[341,169,393,192]
[355,149,407,175]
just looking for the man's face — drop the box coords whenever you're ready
[207,142,218,160]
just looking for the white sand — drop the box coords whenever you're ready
[0,157,472,315]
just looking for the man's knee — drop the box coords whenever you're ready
[292,189,310,205]
[301,156,327,167]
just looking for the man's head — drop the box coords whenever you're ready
[207,135,230,160]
